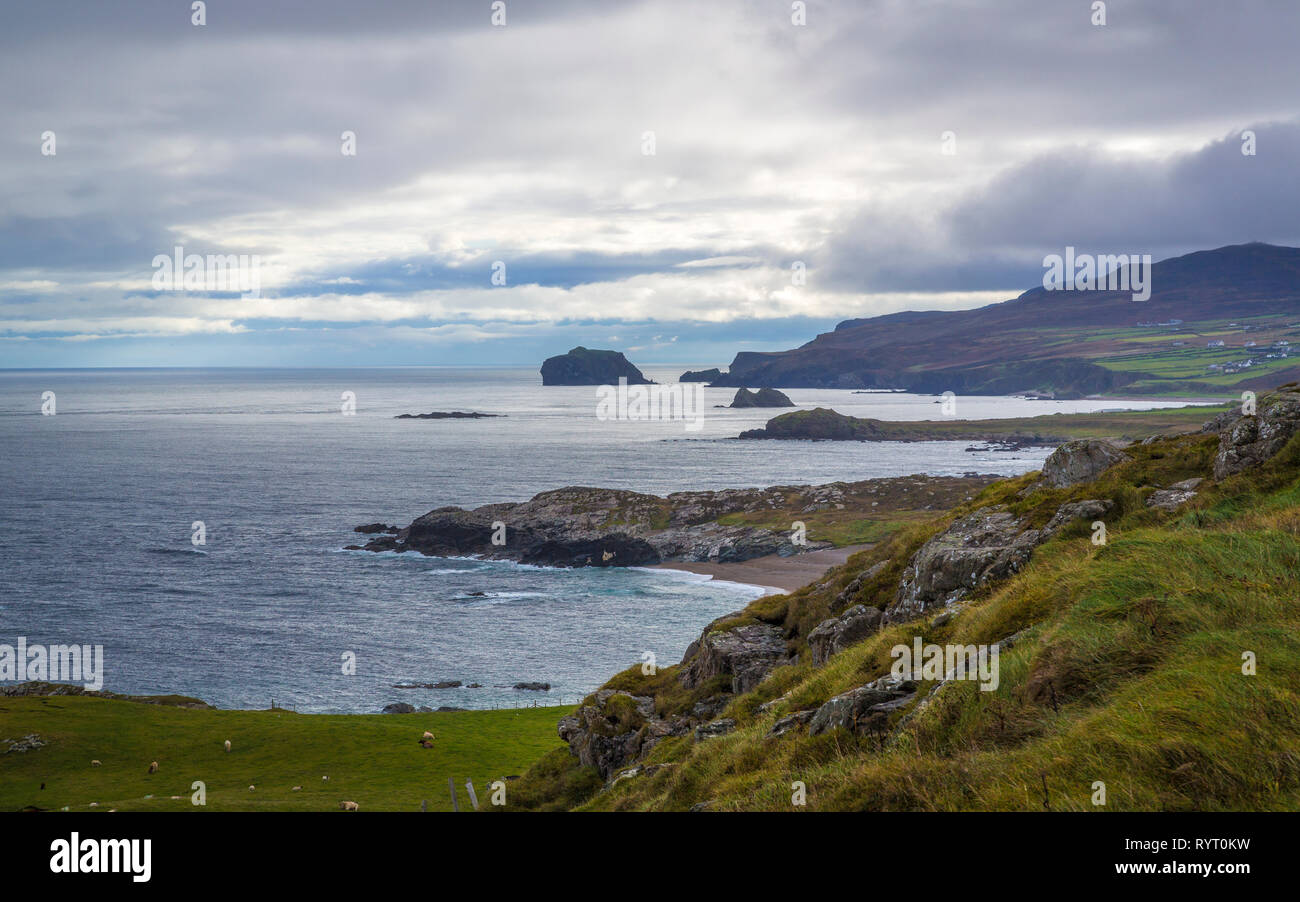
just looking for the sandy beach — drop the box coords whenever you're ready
[652,544,872,593]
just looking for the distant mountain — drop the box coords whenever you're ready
[712,243,1300,396]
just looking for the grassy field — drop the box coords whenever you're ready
[0,697,566,812]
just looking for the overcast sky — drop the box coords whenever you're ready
[2,0,1298,367]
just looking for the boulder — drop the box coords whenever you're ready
[1044,498,1114,532]
[1040,440,1130,488]
[808,676,917,736]
[766,709,816,738]
[1209,389,1300,479]
[1146,478,1204,511]
[679,619,787,695]
[807,604,883,666]
[889,508,1043,623]
[694,718,736,741]
[381,703,415,714]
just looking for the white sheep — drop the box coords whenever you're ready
[90,759,101,767]
[291,785,302,792]
[224,739,231,752]
[248,785,255,791]
[339,800,359,811]
[421,731,434,740]
[147,760,158,774]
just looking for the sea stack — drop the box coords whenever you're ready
[540,347,654,386]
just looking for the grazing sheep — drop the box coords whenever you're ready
[339,800,359,811]
[90,759,101,767]
[224,739,231,752]
[421,731,434,740]
[147,761,158,774]
[291,785,302,792]
[418,739,434,749]
[248,785,255,791]
[322,775,329,781]
[88,802,98,808]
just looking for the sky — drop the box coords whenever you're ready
[1,0,1299,368]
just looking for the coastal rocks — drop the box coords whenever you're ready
[1040,440,1130,488]
[1207,388,1300,479]
[359,484,832,568]
[680,618,788,695]
[680,368,723,383]
[728,387,794,408]
[513,682,551,691]
[807,604,883,666]
[540,346,653,386]
[808,675,917,736]
[382,703,416,714]
[393,681,462,689]
[833,560,889,607]
[1146,478,1204,511]
[354,523,398,534]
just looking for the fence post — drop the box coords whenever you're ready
[448,777,459,812]
[465,780,479,810]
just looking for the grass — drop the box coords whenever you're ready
[503,393,1300,811]
[0,697,567,812]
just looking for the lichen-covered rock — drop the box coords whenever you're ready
[766,709,816,738]
[1040,440,1131,488]
[694,718,736,740]
[807,604,882,666]
[807,674,917,736]
[888,508,1044,623]
[1044,498,1114,532]
[679,619,787,694]
[1146,478,1203,511]
[1209,389,1300,479]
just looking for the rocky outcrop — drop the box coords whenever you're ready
[395,411,503,419]
[766,709,816,738]
[355,484,836,567]
[888,500,1112,624]
[807,604,883,666]
[1207,388,1300,479]
[680,368,723,383]
[540,346,653,386]
[740,408,888,440]
[729,387,794,408]
[1040,440,1130,488]
[808,674,917,736]
[680,617,787,695]
[1146,478,1204,511]
[694,718,736,740]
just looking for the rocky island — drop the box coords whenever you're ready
[728,387,794,408]
[540,346,654,386]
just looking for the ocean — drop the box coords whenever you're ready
[0,366,1200,712]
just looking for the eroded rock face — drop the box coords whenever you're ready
[808,604,883,666]
[1208,389,1300,479]
[680,619,787,695]
[1040,440,1131,488]
[557,690,687,780]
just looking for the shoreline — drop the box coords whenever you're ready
[649,543,872,594]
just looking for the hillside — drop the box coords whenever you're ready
[711,243,1300,397]
[502,386,1300,811]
